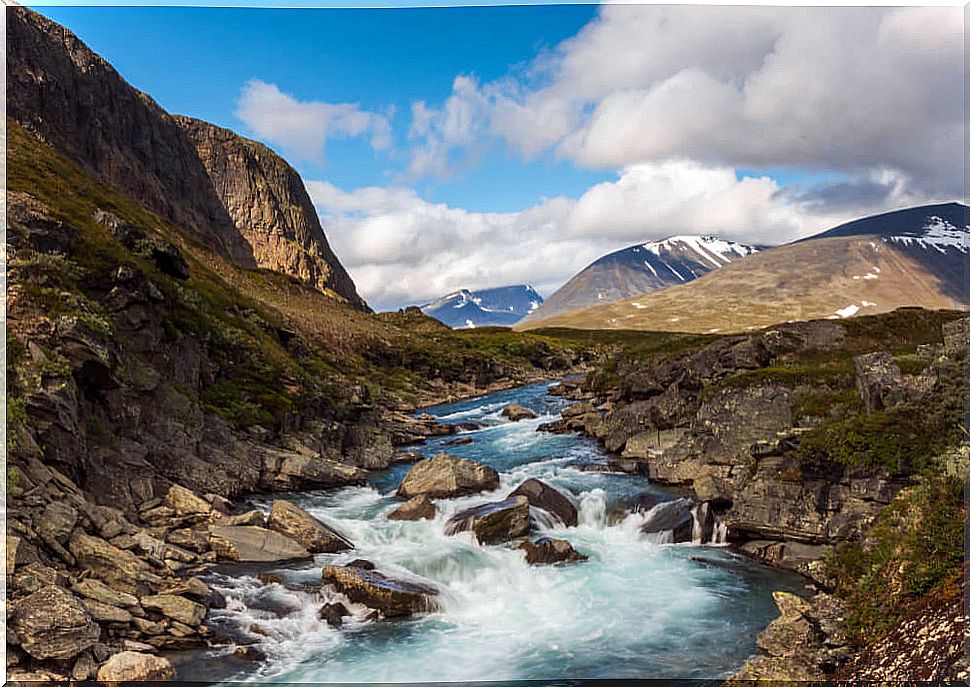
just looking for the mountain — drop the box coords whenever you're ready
[421,285,544,328]
[517,203,968,333]
[176,117,367,308]
[7,7,367,310]
[521,236,759,323]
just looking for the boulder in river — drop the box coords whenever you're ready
[97,651,176,681]
[510,478,578,527]
[209,525,312,564]
[519,537,588,565]
[267,500,353,553]
[11,585,101,660]
[639,498,696,544]
[387,495,438,521]
[397,453,499,499]
[319,601,350,628]
[445,495,531,544]
[321,565,439,617]
[501,403,537,421]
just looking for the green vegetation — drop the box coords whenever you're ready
[826,465,966,644]
[7,118,593,433]
[797,406,945,474]
[7,395,28,452]
[7,466,23,497]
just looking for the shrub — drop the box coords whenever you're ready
[826,469,965,644]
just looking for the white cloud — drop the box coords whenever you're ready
[308,159,927,311]
[407,5,964,196]
[235,79,392,164]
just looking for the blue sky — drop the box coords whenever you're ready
[32,5,962,310]
[37,5,608,211]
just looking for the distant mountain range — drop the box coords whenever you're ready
[518,203,968,333]
[521,235,759,323]
[421,285,544,328]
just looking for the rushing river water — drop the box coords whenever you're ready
[177,381,806,683]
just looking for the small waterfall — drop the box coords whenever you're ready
[711,519,728,545]
[641,529,675,545]
[529,505,564,531]
[689,501,731,546]
[578,489,609,529]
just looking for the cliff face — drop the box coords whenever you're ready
[6,8,253,265]
[7,7,367,310]
[176,117,368,311]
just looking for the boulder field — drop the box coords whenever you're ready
[5,469,352,682]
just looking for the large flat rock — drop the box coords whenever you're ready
[209,525,312,564]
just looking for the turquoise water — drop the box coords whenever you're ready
[177,381,805,683]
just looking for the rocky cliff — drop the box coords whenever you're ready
[7,7,366,309]
[6,8,252,265]
[543,308,967,679]
[175,117,368,310]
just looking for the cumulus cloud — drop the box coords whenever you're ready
[307,159,921,310]
[235,79,392,164]
[408,5,964,196]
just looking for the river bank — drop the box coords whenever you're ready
[172,381,807,683]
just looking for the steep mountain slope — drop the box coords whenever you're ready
[7,7,366,310]
[6,8,252,264]
[522,236,758,322]
[176,117,367,310]
[421,285,543,328]
[519,204,967,333]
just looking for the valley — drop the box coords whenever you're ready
[4,5,967,685]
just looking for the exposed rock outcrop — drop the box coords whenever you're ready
[519,537,588,565]
[501,403,537,421]
[7,8,254,264]
[509,479,578,527]
[96,651,176,682]
[726,591,849,682]
[176,117,367,309]
[387,495,438,521]
[209,526,312,564]
[638,498,695,544]
[10,585,101,660]
[7,7,367,308]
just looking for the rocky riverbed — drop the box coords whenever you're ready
[170,381,807,682]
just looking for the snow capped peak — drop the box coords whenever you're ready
[883,216,968,253]
[641,235,759,267]
[419,284,545,328]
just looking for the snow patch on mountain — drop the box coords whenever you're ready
[883,216,968,253]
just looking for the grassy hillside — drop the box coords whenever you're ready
[518,236,960,333]
[7,119,586,432]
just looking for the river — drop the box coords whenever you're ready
[176,381,805,683]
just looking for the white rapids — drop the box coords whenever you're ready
[176,381,805,683]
